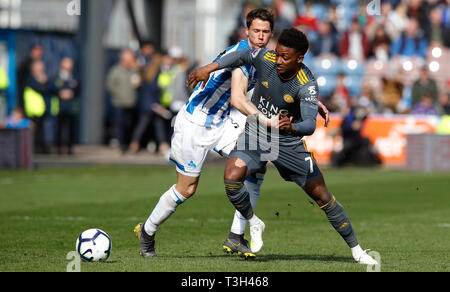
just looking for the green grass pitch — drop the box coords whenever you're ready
[0,164,449,272]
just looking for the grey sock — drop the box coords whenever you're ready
[224,180,254,220]
[321,196,359,248]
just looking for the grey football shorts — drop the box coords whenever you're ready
[229,137,322,188]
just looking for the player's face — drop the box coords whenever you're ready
[246,18,273,49]
[275,44,303,76]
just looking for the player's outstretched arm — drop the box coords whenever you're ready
[187,62,219,89]
[230,69,278,128]
[187,49,257,89]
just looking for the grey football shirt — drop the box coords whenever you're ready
[217,48,319,146]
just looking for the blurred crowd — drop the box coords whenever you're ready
[0,34,195,156]
[106,42,192,157]
[1,43,79,155]
[1,0,450,159]
[227,0,450,167]
[231,0,450,117]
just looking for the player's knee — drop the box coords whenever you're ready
[304,176,332,207]
[224,168,245,182]
[185,184,198,198]
[176,183,198,198]
[224,159,248,182]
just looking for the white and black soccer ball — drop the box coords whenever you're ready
[76,229,112,262]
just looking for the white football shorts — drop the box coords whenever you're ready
[169,108,248,177]
[170,111,225,177]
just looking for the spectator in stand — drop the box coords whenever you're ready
[356,1,376,34]
[169,56,190,115]
[381,76,403,113]
[440,0,450,33]
[437,92,450,115]
[137,41,157,69]
[385,2,409,41]
[17,44,44,108]
[129,45,162,154]
[24,60,52,154]
[293,2,319,34]
[106,50,141,154]
[53,57,79,155]
[272,0,297,24]
[152,47,190,157]
[329,74,351,113]
[0,65,9,120]
[236,2,257,31]
[411,65,439,107]
[368,24,392,62]
[0,107,30,129]
[339,18,370,61]
[327,4,346,33]
[229,2,257,45]
[390,18,428,59]
[368,1,393,37]
[427,6,450,47]
[407,0,431,33]
[411,93,438,115]
[358,81,380,114]
[311,20,340,57]
[270,3,293,38]
[154,50,177,157]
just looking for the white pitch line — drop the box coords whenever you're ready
[7,216,308,226]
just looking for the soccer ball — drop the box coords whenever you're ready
[76,229,112,262]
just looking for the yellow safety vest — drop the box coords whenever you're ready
[437,115,450,135]
[0,67,8,90]
[24,87,46,118]
[157,66,178,108]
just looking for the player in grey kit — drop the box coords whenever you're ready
[188,28,378,264]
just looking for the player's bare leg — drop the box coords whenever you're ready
[135,173,199,258]
[224,158,265,256]
[303,176,378,265]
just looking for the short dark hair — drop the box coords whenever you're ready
[246,8,274,31]
[278,28,309,55]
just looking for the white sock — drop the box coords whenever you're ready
[230,174,263,235]
[144,185,187,236]
[351,244,364,259]
[230,210,247,235]
[248,214,261,226]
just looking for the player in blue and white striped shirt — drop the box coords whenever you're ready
[183,39,257,129]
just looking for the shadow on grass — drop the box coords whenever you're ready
[164,253,353,264]
[254,254,353,263]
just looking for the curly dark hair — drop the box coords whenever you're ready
[246,8,274,31]
[278,28,309,55]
